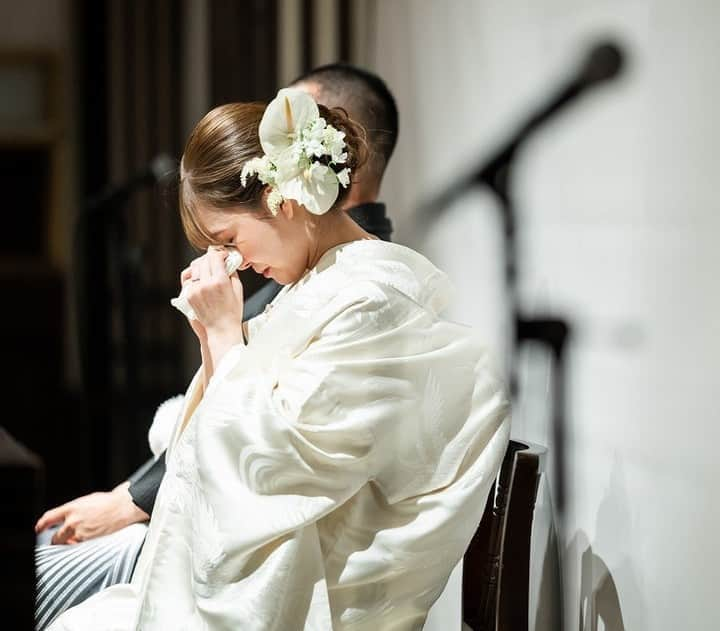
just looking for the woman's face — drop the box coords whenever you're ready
[194,201,312,285]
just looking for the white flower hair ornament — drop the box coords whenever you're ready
[240,88,351,216]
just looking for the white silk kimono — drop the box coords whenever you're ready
[50,240,510,631]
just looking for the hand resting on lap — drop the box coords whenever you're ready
[35,482,149,545]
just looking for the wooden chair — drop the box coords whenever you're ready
[462,440,546,631]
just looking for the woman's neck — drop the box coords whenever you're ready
[306,210,377,271]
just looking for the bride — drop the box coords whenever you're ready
[50,88,510,630]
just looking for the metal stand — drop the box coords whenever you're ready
[422,42,625,631]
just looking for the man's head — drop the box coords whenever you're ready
[291,63,398,205]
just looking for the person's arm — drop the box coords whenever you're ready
[176,298,380,626]
[184,249,245,383]
[127,451,167,517]
[34,410,179,544]
[172,274,509,627]
[34,480,149,545]
[127,262,277,514]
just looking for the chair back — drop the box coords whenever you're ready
[462,440,546,631]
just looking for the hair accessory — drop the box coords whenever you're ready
[240,88,351,216]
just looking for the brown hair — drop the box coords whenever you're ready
[179,101,368,249]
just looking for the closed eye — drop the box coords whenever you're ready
[210,232,235,247]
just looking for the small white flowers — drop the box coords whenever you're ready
[240,88,352,216]
[266,189,284,215]
[322,125,348,164]
[240,156,274,188]
[302,118,328,158]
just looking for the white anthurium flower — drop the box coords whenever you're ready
[288,140,304,164]
[241,87,352,214]
[259,88,319,157]
[278,163,339,215]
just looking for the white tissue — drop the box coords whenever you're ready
[170,249,244,321]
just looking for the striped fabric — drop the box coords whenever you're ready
[35,523,148,630]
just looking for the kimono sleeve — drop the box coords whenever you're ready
[181,291,415,626]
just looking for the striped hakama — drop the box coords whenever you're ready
[34,523,148,630]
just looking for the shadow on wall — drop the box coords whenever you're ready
[532,476,562,631]
[567,454,645,631]
[578,545,626,631]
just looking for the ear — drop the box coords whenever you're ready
[279,198,297,220]
[260,186,292,219]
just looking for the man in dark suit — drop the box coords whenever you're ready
[34,63,399,628]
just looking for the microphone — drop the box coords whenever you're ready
[424,41,625,212]
[510,41,624,144]
[85,154,177,212]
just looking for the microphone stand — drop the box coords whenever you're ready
[443,92,575,631]
[422,41,625,630]
[469,147,572,515]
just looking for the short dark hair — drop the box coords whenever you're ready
[291,63,398,182]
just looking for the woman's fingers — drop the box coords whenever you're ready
[229,273,244,306]
[190,257,203,281]
[180,266,192,285]
[198,252,213,279]
[207,248,227,278]
[182,249,245,334]
[183,249,234,286]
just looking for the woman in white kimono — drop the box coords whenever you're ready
[50,89,510,630]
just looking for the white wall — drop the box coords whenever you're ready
[370,1,720,629]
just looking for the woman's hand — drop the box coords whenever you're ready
[181,248,245,370]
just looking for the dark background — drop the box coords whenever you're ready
[0,0,354,506]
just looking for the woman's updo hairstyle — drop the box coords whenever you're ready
[179,101,367,250]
